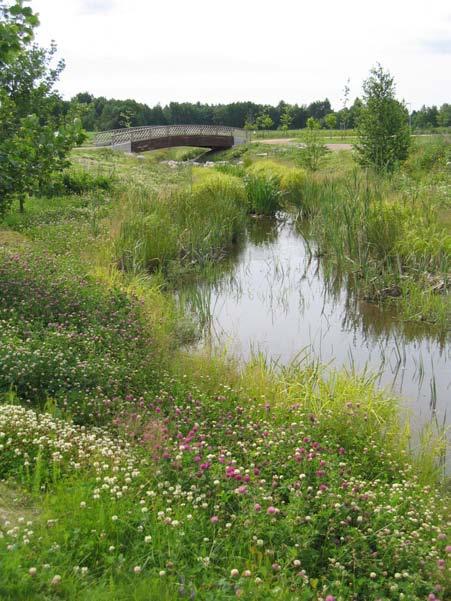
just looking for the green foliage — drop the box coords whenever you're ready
[298,118,329,171]
[355,64,411,173]
[75,95,337,132]
[0,249,158,422]
[244,174,281,214]
[411,104,439,129]
[324,112,337,129]
[403,137,450,179]
[255,111,274,130]
[437,103,451,127]
[42,167,115,196]
[279,167,307,203]
[279,106,293,132]
[0,375,448,600]
[0,2,85,214]
[295,171,450,328]
[0,1,38,64]
[115,173,247,275]
[0,141,449,601]
[245,161,307,209]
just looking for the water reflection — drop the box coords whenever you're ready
[178,215,450,438]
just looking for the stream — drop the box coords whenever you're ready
[178,215,450,453]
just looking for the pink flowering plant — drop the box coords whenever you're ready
[0,148,449,600]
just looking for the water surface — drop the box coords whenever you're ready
[179,216,450,438]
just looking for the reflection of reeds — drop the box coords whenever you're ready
[292,170,450,331]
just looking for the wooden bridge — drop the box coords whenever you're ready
[94,124,250,153]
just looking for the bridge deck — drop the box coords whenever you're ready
[94,124,250,152]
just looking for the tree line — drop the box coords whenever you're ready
[71,94,451,132]
[71,94,365,132]
[411,104,451,129]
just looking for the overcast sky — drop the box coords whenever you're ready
[32,0,451,110]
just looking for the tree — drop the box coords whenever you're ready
[0,1,85,214]
[411,105,439,130]
[355,64,410,173]
[307,99,331,121]
[279,106,293,132]
[299,117,328,171]
[324,113,337,129]
[255,112,274,130]
[437,103,451,127]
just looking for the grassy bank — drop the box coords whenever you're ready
[207,138,450,332]
[0,143,450,600]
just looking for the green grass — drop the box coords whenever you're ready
[0,140,449,600]
[114,171,247,276]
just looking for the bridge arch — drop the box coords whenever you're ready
[94,124,250,153]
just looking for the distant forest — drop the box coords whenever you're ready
[71,93,451,131]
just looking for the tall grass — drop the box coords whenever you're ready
[294,169,450,328]
[115,172,247,276]
[244,174,280,214]
[245,161,307,213]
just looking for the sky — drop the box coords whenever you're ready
[31,0,451,110]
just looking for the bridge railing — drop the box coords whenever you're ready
[94,124,251,147]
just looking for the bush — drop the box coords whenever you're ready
[41,168,115,196]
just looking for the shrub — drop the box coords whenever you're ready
[41,168,115,197]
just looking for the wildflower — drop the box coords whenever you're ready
[144,535,152,543]
[230,568,239,578]
[210,515,219,524]
[51,575,62,586]
[267,506,279,515]
[293,559,301,567]
[243,570,251,577]
[159,570,166,577]
[254,503,261,512]
[325,596,335,601]
[370,572,376,578]
[111,515,118,522]
[80,501,86,509]
[28,567,37,577]
[133,566,141,574]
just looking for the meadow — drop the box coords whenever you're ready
[0,136,450,600]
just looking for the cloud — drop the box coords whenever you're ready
[79,0,114,15]
[422,37,451,54]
